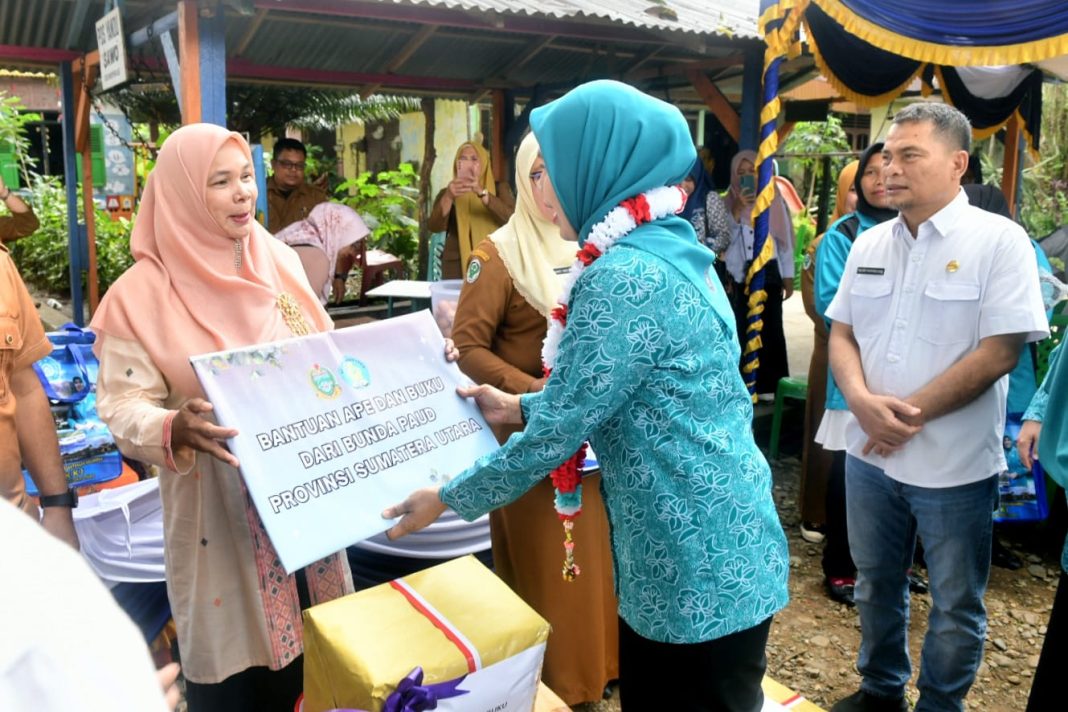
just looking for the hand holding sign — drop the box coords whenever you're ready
[454,384,523,425]
[172,398,240,468]
[382,486,447,540]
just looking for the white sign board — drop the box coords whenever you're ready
[190,311,500,573]
[96,8,129,90]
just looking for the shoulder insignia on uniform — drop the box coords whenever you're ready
[470,247,491,263]
[466,259,482,283]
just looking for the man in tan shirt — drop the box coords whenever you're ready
[266,138,328,233]
[0,175,40,243]
[0,245,78,548]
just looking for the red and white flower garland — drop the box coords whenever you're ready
[540,185,687,581]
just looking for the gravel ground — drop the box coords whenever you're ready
[575,434,1064,712]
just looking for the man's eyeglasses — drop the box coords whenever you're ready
[276,159,306,171]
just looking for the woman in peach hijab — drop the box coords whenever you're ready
[90,124,352,711]
[428,141,515,279]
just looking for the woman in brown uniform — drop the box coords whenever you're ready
[451,133,619,705]
[427,141,515,279]
[798,160,857,544]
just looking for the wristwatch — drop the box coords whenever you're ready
[39,489,79,508]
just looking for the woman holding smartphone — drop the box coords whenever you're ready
[428,142,515,279]
[724,150,794,399]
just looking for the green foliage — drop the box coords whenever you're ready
[792,212,816,289]
[1020,84,1068,238]
[109,84,420,141]
[0,92,42,184]
[334,163,420,274]
[8,174,133,295]
[782,115,852,212]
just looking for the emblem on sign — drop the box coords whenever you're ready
[339,356,371,389]
[309,364,342,399]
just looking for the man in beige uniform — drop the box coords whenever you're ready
[266,138,328,233]
[0,244,78,548]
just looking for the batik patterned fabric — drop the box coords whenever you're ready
[441,245,789,644]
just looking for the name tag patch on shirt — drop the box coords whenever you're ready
[857,267,885,276]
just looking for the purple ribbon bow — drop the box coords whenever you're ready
[382,666,469,712]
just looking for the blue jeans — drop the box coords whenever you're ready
[845,456,998,712]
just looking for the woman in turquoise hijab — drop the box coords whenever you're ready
[1018,341,1067,711]
[385,81,789,711]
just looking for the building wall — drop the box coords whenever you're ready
[431,99,471,199]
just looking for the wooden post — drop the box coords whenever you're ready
[1001,113,1021,217]
[491,89,506,183]
[777,121,796,145]
[59,62,85,325]
[687,69,740,143]
[178,0,202,124]
[72,56,101,315]
[417,98,437,279]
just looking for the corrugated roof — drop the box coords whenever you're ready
[1,0,764,104]
[378,0,759,39]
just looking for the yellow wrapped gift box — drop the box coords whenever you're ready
[302,555,551,712]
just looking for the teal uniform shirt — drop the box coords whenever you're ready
[1006,241,1054,415]
[813,210,881,410]
[441,244,790,642]
[1024,342,1066,573]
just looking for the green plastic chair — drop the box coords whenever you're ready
[769,376,808,460]
[426,231,446,281]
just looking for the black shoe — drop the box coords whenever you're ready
[830,689,908,712]
[906,569,929,595]
[826,577,856,606]
[992,539,1023,570]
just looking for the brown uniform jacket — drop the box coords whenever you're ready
[428,183,515,279]
[266,176,328,233]
[0,245,52,513]
[451,240,544,442]
[0,205,40,243]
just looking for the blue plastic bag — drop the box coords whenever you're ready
[993,414,1049,522]
[23,324,122,494]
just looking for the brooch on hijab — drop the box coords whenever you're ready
[541,185,686,581]
[277,292,312,336]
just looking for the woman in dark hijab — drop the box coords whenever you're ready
[681,157,732,286]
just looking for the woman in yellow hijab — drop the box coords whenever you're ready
[428,141,515,278]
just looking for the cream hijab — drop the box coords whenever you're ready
[489,134,575,317]
[92,124,331,399]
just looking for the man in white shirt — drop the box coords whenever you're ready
[0,497,178,712]
[826,103,1048,712]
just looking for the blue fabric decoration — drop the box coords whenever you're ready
[834,0,1068,45]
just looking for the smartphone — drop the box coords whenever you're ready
[740,174,756,193]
